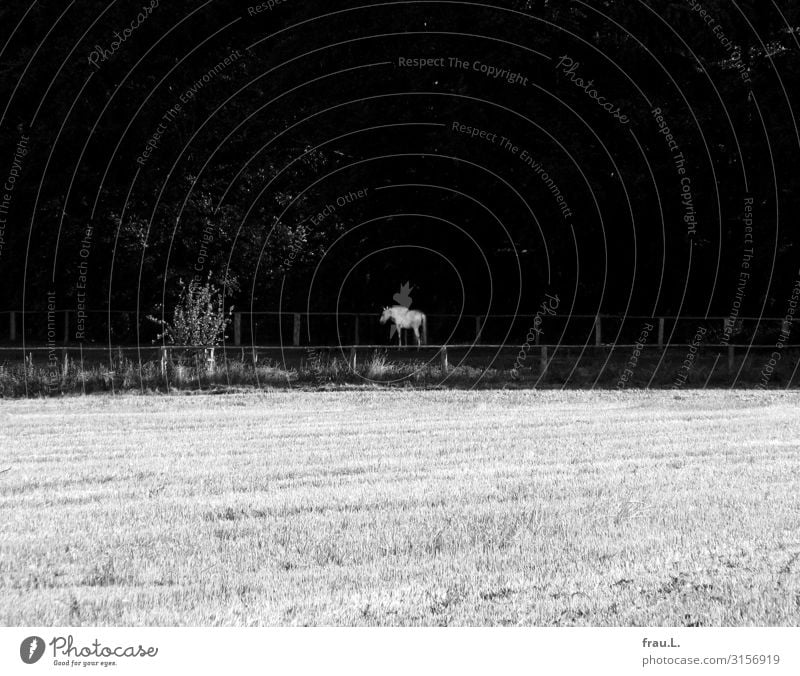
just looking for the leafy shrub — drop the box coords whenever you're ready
[148,276,233,347]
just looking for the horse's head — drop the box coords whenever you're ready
[379,306,392,324]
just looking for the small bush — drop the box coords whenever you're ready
[147,276,233,348]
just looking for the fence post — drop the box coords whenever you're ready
[293,313,301,347]
[354,315,360,346]
[658,317,665,347]
[728,345,735,372]
[63,310,70,344]
[541,345,548,373]
[440,346,449,371]
[233,312,241,346]
[160,347,169,375]
[349,346,357,370]
[9,311,15,341]
[595,316,602,346]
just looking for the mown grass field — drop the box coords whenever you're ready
[1,390,799,626]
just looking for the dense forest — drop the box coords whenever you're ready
[1,0,798,344]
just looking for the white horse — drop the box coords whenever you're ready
[380,305,427,348]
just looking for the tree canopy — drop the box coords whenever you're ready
[1,0,798,343]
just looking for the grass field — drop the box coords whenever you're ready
[1,390,799,626]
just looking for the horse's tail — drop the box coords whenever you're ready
[421,312,427,345]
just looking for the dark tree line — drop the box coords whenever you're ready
[0,0,799,342]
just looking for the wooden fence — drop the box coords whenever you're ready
[2,309,795,348]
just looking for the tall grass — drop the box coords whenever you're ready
[0,350,793,396]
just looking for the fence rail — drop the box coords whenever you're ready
[1,310,797,349]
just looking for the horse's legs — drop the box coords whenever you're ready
[413,326,421,349]
[397,326,402,348]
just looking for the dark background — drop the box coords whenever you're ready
[0,0,798,343]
